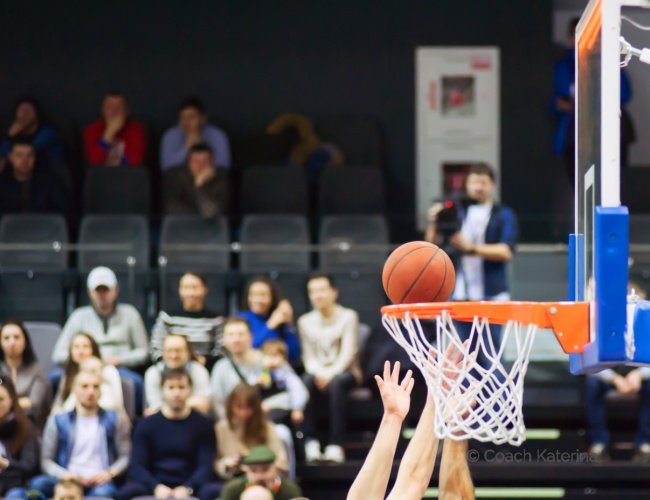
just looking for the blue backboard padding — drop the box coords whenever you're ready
[568,233,584,302]
[633,300,650,363]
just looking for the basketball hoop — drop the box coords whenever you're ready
[381,301,588,446]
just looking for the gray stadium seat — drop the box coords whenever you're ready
[23,321,61,374]
[240,166,308,215]
[319,166,385,215]
[315,117,382,166]
[82,166,151,215]
[121,376,137,422]
[240,215,310,273]
[0,214,68,269]
[510,250,568,301]
[319,215,389,272]
[329,272,387,327]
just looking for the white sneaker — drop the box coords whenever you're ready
[323,444,345,463]
[305,439,322,462]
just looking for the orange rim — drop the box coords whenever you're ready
[381,301,590,354]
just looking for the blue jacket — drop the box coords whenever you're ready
[450,203,518,298]
[237,310,301,361]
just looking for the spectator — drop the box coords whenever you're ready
[0,377,39,499]
[117,368,222,500]
[210,318,263,420]
[0,97,64,168]
[144,334,211,416]
[0,321,51,425]
[164,143,229,219]
[239,276,300,364]
[219,445,302,500]
[298,274,361,463]
[52,333,124,415]
[425,162,517,368]
[255,340,308,427]
[160,96,231,170]
[30,370,131,499]
[83,90,146,166]
[240,485,274,500]
[52,478,83,500]
[150,272,225,366]
[0,139,67,214]
[52,266,147,413]
[215,383,289,480]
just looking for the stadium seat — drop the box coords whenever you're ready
[121,376,137,422]
[23,321,61,374]
[315,116,383,167]
[328,272,387,327]
[82,166,151,215]
[319,215,389,272]
[510,250,568,301]
[240,215,310,273]
[319,166,385,215]
[240,166,308,215]
[0,214,68,269]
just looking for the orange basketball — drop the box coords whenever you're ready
[382,241,456,304]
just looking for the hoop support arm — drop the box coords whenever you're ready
[381,301,590,354]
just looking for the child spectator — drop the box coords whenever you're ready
[256,340,308,427]
[0,377,39,499]
[144,334,211,415]
[0,321,51,425]
[52,478,83,500]
[215,384,288,480]
[239,276,300,363]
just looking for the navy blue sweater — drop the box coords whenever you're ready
[129,410,216,491]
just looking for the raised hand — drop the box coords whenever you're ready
[374,361,414,421]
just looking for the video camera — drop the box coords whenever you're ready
[433,195,476,239]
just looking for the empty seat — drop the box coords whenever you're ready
[319,215,389,272]
[240,215,310,273]
[240,166,308,215]
[0,272,66,323]
[319,166,385,215]
[329,272,387,327]
[0,214,68,270]
[82,166,151,215]
[23,321,61,374]
[315,117,382,166]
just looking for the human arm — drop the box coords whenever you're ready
[117,307,149,366]
[160,128,189,170]
[193,173,226,219]
[348,361,414,500]
[187,363,212,413]
[52,313,80,365]
[24,365,51,422]
[321,311,359,381]
[297,318,325,376]
[185,418,217,490]
[41,415,68,479]
[144,366,163,414]
[129,420,160,490]
[103,365,124,410]
[106,412,131,478]
[210,362,228,420]
[123,120,146,165]
[6,431,39,477]
[439,440,475,500]
[280,324,301,361]
[282,364,309,411]
[83,121,110,165]
[266,423,290,473]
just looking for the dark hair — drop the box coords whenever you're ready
[307,273,336,289]
[163,334,196,362]
[188,142,213,157]
[180,271,207,286]
[179,96,206,114]
[104,90,128,102]
[0,321,38,365]
[161,367,193,387]
[0,376,32,456]
[468,162,495,181]
[243,275,284,315]
[226,383,268,447]
[223,316,252,333]
[8,138,35,152]
[569,16,580,35]
[13,97,41,121]
[61,333,101,402]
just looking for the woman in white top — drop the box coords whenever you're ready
[51,332,124,414]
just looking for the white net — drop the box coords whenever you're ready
[382,310,538,446]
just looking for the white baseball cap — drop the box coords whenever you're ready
[87,266,118,290]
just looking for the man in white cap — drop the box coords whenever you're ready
[52,266,149,413]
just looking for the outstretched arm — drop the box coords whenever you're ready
[347,361,414,500]
[386,395,438,500]
[439,440,475,500]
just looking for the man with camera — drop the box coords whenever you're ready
[425,163,518,364]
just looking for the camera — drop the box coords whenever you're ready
[432,195,476,239]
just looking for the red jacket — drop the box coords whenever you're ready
[83,117,146,166]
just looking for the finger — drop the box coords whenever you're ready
[374,375,384,391]
[391,361,401,382]
[406,377,415,395]
[400,370,413,389]
[383,360,390,381]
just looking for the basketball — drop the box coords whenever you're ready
[382,241,456,304]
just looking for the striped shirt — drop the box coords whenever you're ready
[150,309,225,362]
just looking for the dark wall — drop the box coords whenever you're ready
[0,0,558,240]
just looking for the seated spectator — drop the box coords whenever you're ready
[238,276,300,364]
[0,321,51,425]
[151,272,225,366]
[240,485,274,500]
[160,96,231,170]
[164,143,229,219]
[0,139,67,214]
[0,97,64,168]
[211,318,263,420]
[52,266,147,413]
[0,378,39,499]
[219,445,302,500]
[30,370,131,499]
[144,334,211,416]
[298,274,361,463]
[52,333,124,414]
[53,478,83,500]
[255,340,308,428]
[117,368,222,500]
[83,90,146,166]
[215,384,289,480]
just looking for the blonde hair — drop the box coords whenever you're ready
[261,339,287,359]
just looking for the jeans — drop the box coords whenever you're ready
[116,481,222,500]
[29,475,117,498]
[585,375,650,446]
[5,487,44,500]
[302,371,356,446]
